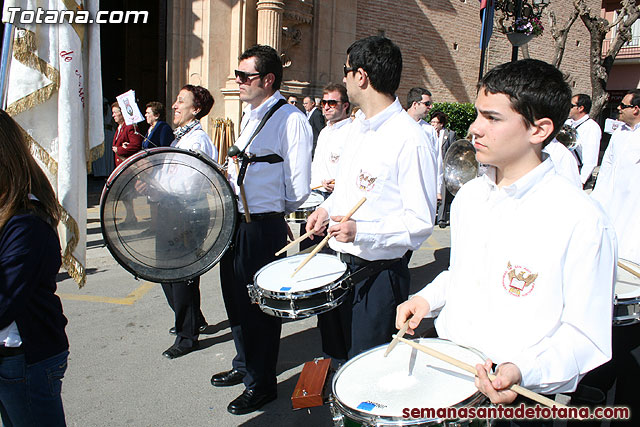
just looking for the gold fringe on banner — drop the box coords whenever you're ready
[211,117,235,161]
[6,29,60,117]
[86,142,104,174]
[22,127,59,176]
[59,207,85,287]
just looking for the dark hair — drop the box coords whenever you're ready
[145,101,165,120]
[0,110,60,231]
[407,87,432,109]
[628,89,640,107]
[346,36,402,97]
[239,45,283,91]
[574,94,592,114]
[479,59,571,146]
[430,111,449,126]
[181,85,214,119]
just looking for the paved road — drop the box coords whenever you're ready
[56,177,451,427]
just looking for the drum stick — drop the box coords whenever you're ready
[233,157,251,223]
[618,261,640,280]
[311,180,334,191]
[384,316,412,357]
[275,220,329,256]
[393,336,567,409]
[291,197,366,278]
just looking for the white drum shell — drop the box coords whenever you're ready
[614,259,640,326]
[286,192,325,223]
[331,338,490,426]
[248,254,350,319]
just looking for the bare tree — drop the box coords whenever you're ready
[549,8,579,68]
[573,0,640,118]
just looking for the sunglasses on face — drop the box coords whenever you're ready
[320,99,341,108]
[418,101,432,107]
[619,102,635,110]
[571,104,579,108]
[343,64,357,77]
[234,70,263,83]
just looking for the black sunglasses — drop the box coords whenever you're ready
[234,70,263,83]
[418,101,432,107]
[320,99,341,108]
[571,104,579,108]
[619,102,635,110]
[343,64,357,77]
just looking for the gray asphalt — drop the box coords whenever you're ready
[55,177,451,427]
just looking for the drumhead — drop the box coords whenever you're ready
[298,192,325,210]
[616,259,640,299]
[333,338,485,419]
[100,147,236,283]
[254,253,347,293]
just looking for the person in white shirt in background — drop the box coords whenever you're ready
[430,111,457,226]
[211,45,312,415]
[396,59,616,407]
[406,87,441,192]
[589,88,640,418]
[306,36,437,364]
[565,94,602,188]
[542,139,581,188]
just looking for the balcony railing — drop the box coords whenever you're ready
[603,36,640,59]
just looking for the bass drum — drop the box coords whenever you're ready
[100,147,236,283]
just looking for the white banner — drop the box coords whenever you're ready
[116,89,144,125]
[3,0,103,286]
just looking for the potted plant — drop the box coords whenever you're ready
[507,16,544,46]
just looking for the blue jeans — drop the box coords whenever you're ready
[0,350,68,427]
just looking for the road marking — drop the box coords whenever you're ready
[419,235,444,251]
[58,282,155,305]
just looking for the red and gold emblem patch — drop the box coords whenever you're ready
[356,169,377,192]
[502,261,538,297]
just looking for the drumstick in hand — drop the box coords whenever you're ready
[291,197,366,277]
[392,336,568,409]
[311,180,334,191]
[618,261,640,280]
[275,220,329,256]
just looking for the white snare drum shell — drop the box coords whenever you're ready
[332,338,486,421]
[616,259,640,300]
[255,253,346,294]
[299,192,325,210]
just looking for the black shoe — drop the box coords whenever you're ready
[211,369,245,387]
[162,344,198,359]
[438,220,449,229]
[169,324,207,335]
[227,389,277,415]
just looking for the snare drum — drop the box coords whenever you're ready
[286,192,325,223]
[247,253,349,318]
[331,338,489,427]
[614,259,640,326]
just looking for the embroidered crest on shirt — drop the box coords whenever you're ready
[502,261,538,297]
[330,152,340,163]
[356,169,377,191]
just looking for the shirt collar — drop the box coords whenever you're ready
[353,98,402,132]
[244,91,284,121]
[572,115,590,127]
[621,121,640,132]
[480,158,554,199]
[328,117,351,129]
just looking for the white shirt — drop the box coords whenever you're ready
[0,322,22,347]
[230,91,313,214]
[417,159,616,394]
[310,118,351,192]
[543,141,581,188]
[591,122,640,264]
[418,119,441,192]
[172,122,218,162]
[306,107,318,119]
[566,116,602,184]
[322,99,437,260]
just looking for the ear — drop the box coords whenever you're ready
[356,68,368,89]
[263,72,275,90]
[530,117,554,146]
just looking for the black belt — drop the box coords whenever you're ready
[239,211,284,223]
[340,252,374,267]
[339,253,402,286]
[0,345,24,357]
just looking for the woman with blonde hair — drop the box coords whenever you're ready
[0,109,69,426]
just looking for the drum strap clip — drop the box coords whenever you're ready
[342,258,399,289]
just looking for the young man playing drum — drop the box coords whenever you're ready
[395,59,617,406]
[306,36,438,363]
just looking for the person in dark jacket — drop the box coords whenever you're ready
[144,101,173,148]
[0,109,69,427]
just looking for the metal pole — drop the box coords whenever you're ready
[479,1,492,81]
[511,0,523,62]
[0,23,15,110]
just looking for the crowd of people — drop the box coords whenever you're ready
[1,33,639,426]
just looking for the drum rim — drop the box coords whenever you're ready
[99,147,237,282]
[252,253,348,297]
[616,259,640,299]
[256,287,350,319]
[331,338,487,423]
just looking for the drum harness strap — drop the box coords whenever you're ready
[232,99,288,189]
[341,257,401,290]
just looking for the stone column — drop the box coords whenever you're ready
[256,0,284,51]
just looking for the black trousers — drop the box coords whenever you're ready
[161,278,206,349]
[220,216,287,393]
[318,254,410,364]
